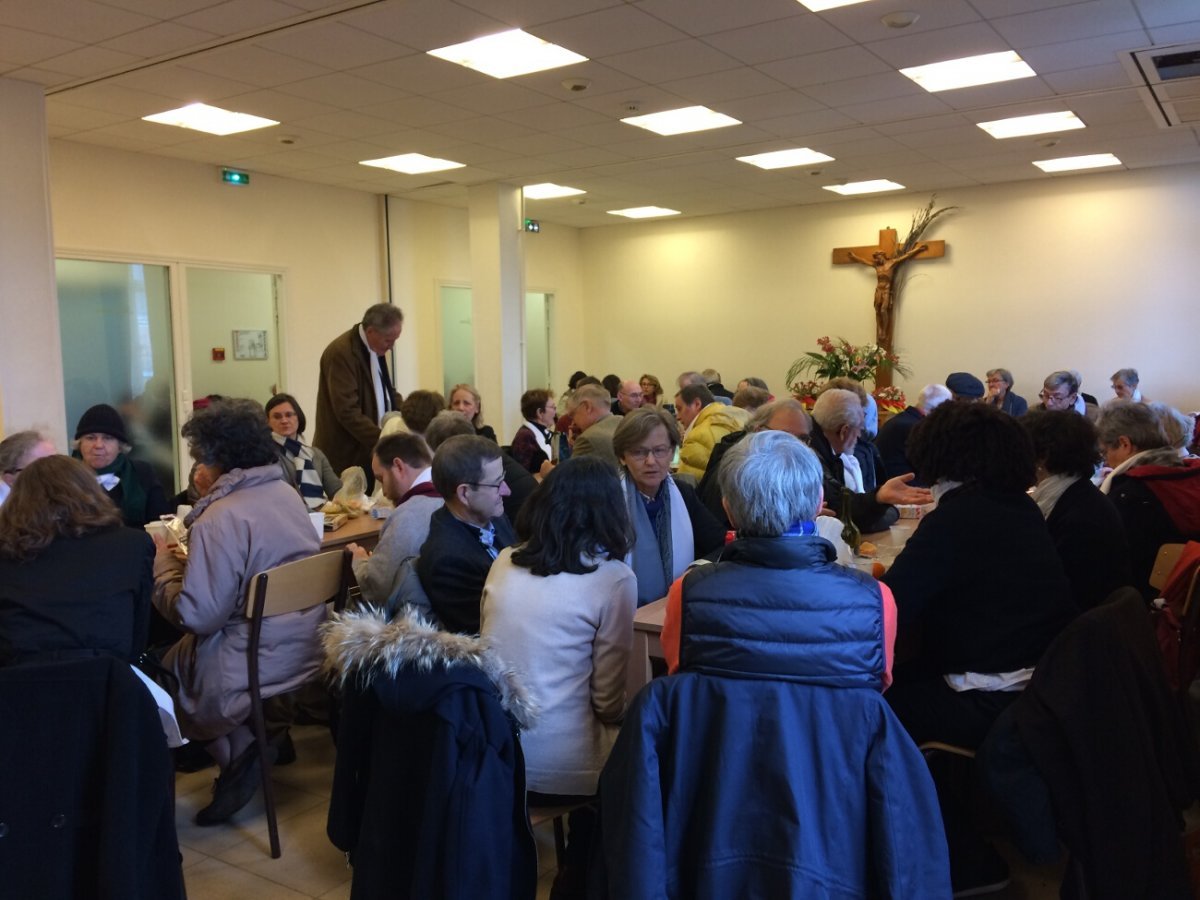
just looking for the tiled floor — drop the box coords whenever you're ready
[176,726,1058,899]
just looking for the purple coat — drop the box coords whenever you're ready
[154,464,323,741]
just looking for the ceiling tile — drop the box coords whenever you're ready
[933,78,1057,111]
[452,0,624,28]
[1018,29,1149,73]
[340,0,509,51]
[0,26,81,67]
[115,63,259,102]
[46,100,128,131]
[501,101,613,131]
[38,44,141,78]
[535,5,688,58]
[290,109,399,137]
[49,81,177,116]
[703,15,853,65]
[95,0,230,16]
[756,107,862,137]
[255,22,414,68]
[718,89,826,121]
[601,38,742,84]
[803,71,925,107]
[352,52,484,92]
[839,91,954,124]
[822,0,983,43]
[355,94,478,127]
[181,45,331,87]
[429,80,557,114]
[174,0,309,37]
[864,22,1013,68]
[4,65,75,87]
[222,87,341,121]
[277,72,407,108]
[1131,0,1200,28]
[1041,62,1137,93]
[1147,21,1200,45]
[990,0,1146,48]
[425,115,539,143]
[757,46,893,89]
[633,0,799,37]
[0,0,158,44]
[99,21,221,57]
[661,66,787,104]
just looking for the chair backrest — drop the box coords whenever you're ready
[246,549,348,620]
[1151,543,1186,592]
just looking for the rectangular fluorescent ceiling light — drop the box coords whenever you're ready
[621,106,741,136]
[360,153,465,174]
[1033,153,1122,173]
[978,111,1085,139]
[142,103,278,135]
[901,51,1035,92]
[797,0,875,10]
[607,206,681,219]
[523,183,586,199]
[823,179,905,195]
[427,29,586,78]
[737,148,835,169]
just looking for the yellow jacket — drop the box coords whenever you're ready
[677,403,743,479]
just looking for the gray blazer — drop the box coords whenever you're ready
[572,414,621,467]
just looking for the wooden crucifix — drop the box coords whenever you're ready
[832,228,945,355]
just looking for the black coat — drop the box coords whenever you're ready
[809,422,898,533]
[0,657,183,899]
[0,526,153,665]
[696,429,746,527]
[882,483,1074,674]
[326,608,537,900]
[416,506,516,634]
[874,405,921,482]
[1045,477,1133,610]
[1013,590,1200,899]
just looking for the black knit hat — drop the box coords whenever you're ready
[75,403,128,443]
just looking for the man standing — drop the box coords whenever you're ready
[571,384,621,466]
[674,384,741,479]
[348,432,441,607]
[314,304,403,489]
[416,435,515,634]
[0,430,55,507]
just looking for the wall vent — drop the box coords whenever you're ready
[1123,44,1200,128]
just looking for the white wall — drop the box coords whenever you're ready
[186,268,278,401]
[579,164,1200,412]
[49,140,386,424]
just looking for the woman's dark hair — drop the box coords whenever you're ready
[907,401,1036,493]
[182,398,279,473]
[1021,409,1100,478]
[265,392,306,434]
[512,456,631,577]
[401,390,446,434]
[0,456,121,561]
[520,388,553,422]
[567,370,588,391]
[602,374,622,398]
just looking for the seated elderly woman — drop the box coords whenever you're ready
[1111,367,1143,402]
[73,403,169,528]
[603,431,950,898]
[984,368,1028,417]
[1097,399,1200,601]
[448,383,497,442]
[153,398,322,825]
[0,455,153,665]
[509,388,556,474]
[639,373,664,408]
[481,456,636,893]
[266,393,342,510]
[613,407,725,607]
[809,388,930,533]
[1021,410,1132,610]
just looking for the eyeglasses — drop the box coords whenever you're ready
[1039,390,1072,403]
[467,477,507,491]
[626,446,673,462]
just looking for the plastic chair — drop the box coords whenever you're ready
[246,549,349,858]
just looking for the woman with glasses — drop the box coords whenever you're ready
[639,373,664,407]
[265,393,342,510]
[509,388,556,475]
[613,408,725,606]
[480,456,636,894]
[983,368,1027,417]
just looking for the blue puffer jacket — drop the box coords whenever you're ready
[595,536,951,900]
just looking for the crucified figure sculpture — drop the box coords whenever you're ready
[847,243,928,347]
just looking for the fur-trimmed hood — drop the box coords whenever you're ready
[321,605,537,729]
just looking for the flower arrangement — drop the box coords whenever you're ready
[873,385,907,413]
[786,336,910,394]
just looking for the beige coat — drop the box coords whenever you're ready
[154,464,324,742]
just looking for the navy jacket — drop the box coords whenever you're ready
[595,536,951,899]
[416,506,515,634]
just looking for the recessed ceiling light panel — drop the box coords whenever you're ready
[737,148,835,169]
[142,103,278,136]
[523,183,586,199]
[900,51,1035,92]
[359,153,465,174]
[621,106,741,136]
[797,0,874,10]
[1033,153,1122,173]
[822,179,905,195]
[607,206,681,219]
[978,111,1085,139]
[427,29,587,79]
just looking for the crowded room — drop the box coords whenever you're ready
[2,1,1199,898]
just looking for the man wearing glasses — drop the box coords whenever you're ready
[0,430,56,507]
[416,435,514,634]
[1038,370,1099,420]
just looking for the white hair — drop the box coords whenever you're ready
[917,384,952,413]
[811,389,864,433]
[719,431,823,536]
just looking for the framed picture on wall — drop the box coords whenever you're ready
[232,329,268,360]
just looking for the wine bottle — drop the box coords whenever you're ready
[839,489,861,554]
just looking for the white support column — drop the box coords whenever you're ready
[0,78,66,446]
[468,183,525,444]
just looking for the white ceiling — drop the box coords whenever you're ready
[6,0,1199,227]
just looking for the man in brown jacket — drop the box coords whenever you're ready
[314,303,403,491]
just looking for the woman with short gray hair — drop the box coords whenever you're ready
[719,430,823,537]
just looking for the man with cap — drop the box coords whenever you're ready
[73,403,169,527]
[945,372,984,402]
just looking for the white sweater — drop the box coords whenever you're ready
[481,548,637,795]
